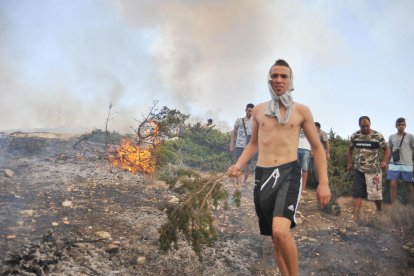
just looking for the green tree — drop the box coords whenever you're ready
[157,122,232,172]
[309,131,353,214]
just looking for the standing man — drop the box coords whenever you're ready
[230,103,254,185]
[315,122,330,160]
[347,116,390,222]
[229,59,330,276]
[387,117,414,206]
[298,129,311,194]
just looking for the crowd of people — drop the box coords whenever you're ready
[226,58,413,276]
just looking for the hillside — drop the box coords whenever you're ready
[0,133,413,275]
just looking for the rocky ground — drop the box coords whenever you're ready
[0,133,413,275]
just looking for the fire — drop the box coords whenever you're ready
[109,121,160,174]
[109,140,156,173]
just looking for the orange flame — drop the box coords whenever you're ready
[109,140,156,173]
[109,121,160,174]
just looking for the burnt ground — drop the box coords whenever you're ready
[0,133,413,275]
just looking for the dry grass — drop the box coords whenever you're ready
[368,202,414,241]
[336,195,414,241]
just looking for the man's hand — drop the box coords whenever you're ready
[229,145,235,154]
[316,182,331,209]
[380,161,388,170]
[346,163,353,172]
[228,165,242,177]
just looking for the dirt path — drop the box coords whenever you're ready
[0,134,413,275]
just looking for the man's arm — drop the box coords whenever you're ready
[411,134,414,149]
[387,138,393,163]
[381,144,390,169]
[346,145,354,172]
[230,127,238,153]
[325,139,331,160]
[302,108,330,208]
[320,131,330,160]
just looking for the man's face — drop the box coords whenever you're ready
[269,65,291,96]
[359,119,371,135]
[246,107,253,118]
[396,121,406,132]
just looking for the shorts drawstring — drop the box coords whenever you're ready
[260,168,280,191]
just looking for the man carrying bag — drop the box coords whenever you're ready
[230,103,255,185]
[387,117,414,206]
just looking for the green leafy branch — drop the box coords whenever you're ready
[158,166,240,259]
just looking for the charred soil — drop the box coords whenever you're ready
[0,133,413,275]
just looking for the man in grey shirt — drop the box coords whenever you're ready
[230,103,254,185]
[387,117,414,206]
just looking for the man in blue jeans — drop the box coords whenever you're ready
[298,129,311,193]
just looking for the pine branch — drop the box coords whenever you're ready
[158,167,237,259]
[197,172,229,215]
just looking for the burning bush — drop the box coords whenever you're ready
[109,139,157,174]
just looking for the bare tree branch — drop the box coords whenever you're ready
[104,103,113,150]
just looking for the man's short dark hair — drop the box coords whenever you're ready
[273,59,290,68]
[272,59,291,73]
[207,119,212,123]
[315,122,321,128]
[358,116,371,125]
[396,117,405,126]
[246,103,254,110]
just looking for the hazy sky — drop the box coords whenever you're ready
[1,0,413,138]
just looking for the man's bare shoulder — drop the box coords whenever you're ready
[293,101,313,115]
[293,101,310,110]
[252,101,269,114]
[254,101,270,109]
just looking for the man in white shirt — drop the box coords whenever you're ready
[298,129,311,193]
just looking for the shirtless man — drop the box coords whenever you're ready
[229,59,331,276]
